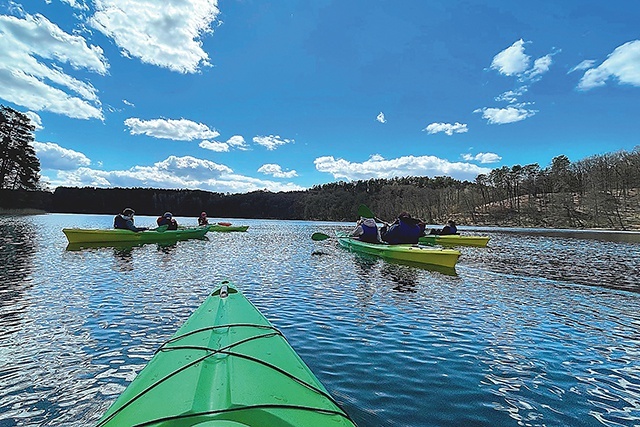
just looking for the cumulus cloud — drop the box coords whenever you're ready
[491,39,530,76]
[461,152,502,164]
[253,135,294,150]
[494,86,528,103]
[577,40,640,90]
[314,154,491,182]
[124,117,220,140]
[568,60,596,74]
[525,53,554,81]
[474,106,537,124]
[199,135,248,152]
[0,13,106,119]
[423,122,468,136]
[89,0,220,74]
[257,163,298,178]
[376,112,386,123]
[33,141,91,170]
[47,155,304,193]
[24,111,43,130]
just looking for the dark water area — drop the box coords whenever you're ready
[0,214,639,426]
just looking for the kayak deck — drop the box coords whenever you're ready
[96,282,357,427]
[337,232,460,268]
[419,234,490,247]
[62,227,209,244]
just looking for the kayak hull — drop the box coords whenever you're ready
[96,282,357,427]
[208,224,250,232]
[419,234,490,247]
[337,233,460,268]
[62,227,209,244]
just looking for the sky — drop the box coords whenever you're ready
[1,0,639,194]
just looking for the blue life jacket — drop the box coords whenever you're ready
[114,214,128,229]
[441,225,457,235]
[383,219,421,244]
[360,221,379,243]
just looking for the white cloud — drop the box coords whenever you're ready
[376,112,386,123]
[0,13,106,119]
[494,86,528,103]
[461,152,502,164]
[577,40,640,90]
[423,122,468,136]
[253,135,294,150]
[33,141,91,170]
[568,60,596,74]
[491,39,530,76]
[24,111,43,130]
[314,154,491,182]
[474,106,537,124]
[47,155,304,193]
[124,117,220,140]
[199,140,229,152]
[258,164,298,178]
[60,0,90,10]
[227,135,249,150]
[123,99,134,107]
[89,0,220,74]
[526,53,554,81]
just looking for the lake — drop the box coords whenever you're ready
[1,213,639,426]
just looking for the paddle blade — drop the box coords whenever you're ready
[358,204,374,219]
[311,232,331,241]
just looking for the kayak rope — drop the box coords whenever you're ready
[97,323,356,426]
[132,404,354,427]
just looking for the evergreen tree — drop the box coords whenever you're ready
[0,105,40,190]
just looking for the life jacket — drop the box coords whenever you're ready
[198,217,209,226]
[114,214,128,229]
[359,218,380,243]
[383,218,421,244]
[157,216,178,230]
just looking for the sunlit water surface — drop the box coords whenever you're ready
[1,214,639,427]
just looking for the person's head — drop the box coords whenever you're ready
[122,208,135,217]
[448,220,456,226]
[398,211,411,219]
[200,211,207,217]
[164,212,173,219]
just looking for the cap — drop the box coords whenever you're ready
[164,212,173,218]
[123,208,135,215]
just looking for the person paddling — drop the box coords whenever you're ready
[157,212,178,230]
[350,216,383,243]
[114,208,148,232]
[198,211,209,226]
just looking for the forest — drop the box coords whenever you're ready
[2,147,639,230]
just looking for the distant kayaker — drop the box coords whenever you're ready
[429,220,458,235]
[114,208,148,232]
[198,211,209,226]
[381,212,423,244]
[350,217,382,243]
[157,212,178,230]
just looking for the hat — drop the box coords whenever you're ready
[398,211,411,218]
[123,208,135,215]
[164,212,173,218]
[200,211,207,217]
[448,219,456,225]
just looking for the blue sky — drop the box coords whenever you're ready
[1,0,639,193]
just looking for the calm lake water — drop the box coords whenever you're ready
[1,213,639,427]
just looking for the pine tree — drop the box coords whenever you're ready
[0,105,40,190]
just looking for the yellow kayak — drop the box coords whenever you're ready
[419,234,490,247]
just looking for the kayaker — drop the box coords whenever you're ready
[429,220,458,235]
[157,212,178,230]
[113,208,148,232]
[350,216,382,243]
[381,212,423,244]
[198,211,209,226]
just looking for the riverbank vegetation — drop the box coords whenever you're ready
[2,147,639,230]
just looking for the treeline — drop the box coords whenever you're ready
[2,148,639,230]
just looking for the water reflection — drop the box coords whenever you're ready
[380,263,419,292]
[0,217,36,313]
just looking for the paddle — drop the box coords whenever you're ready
[358,204,374,219]
[311,232,332,241]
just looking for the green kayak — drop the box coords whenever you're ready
[337,232,460,268]
[62,227,209,244]
[419,234,490,247]
[96,282,357,427]
[208,224,250,232]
